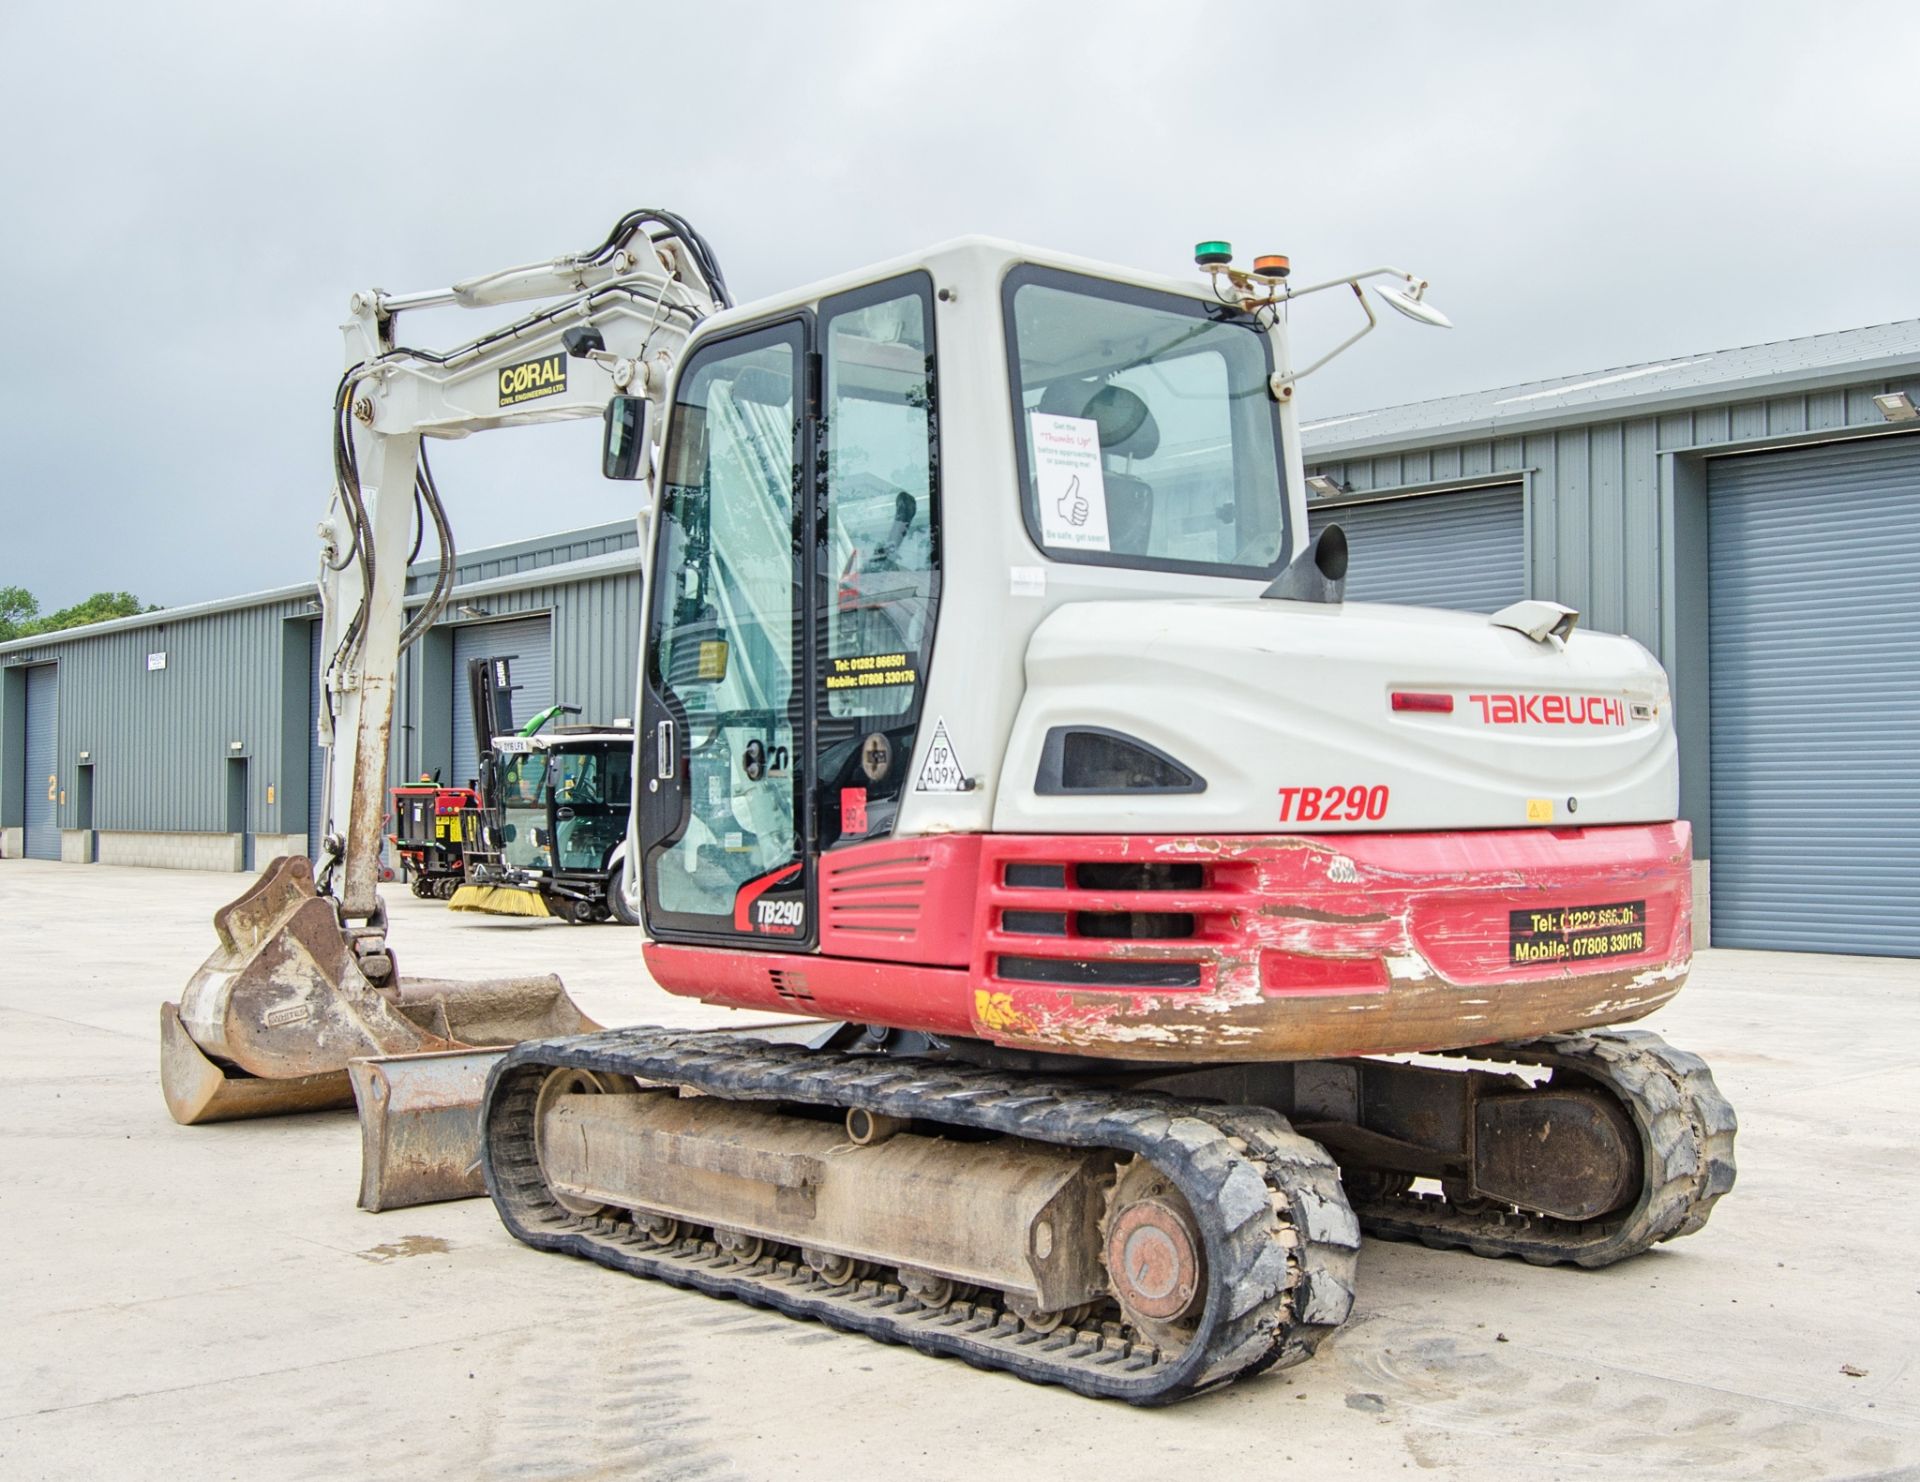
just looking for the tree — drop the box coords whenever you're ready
[0,586,38,643]
[0,588,158,641]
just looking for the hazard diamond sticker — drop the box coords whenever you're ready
[914,717,967,793]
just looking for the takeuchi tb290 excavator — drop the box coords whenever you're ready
[161,210,1735,1404]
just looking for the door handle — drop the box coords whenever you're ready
[656,718,676,779]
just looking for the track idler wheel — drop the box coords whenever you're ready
[1103,1157,1206,1348]
[532,1066,638,1218]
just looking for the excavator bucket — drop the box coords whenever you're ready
[162,853,597,1126]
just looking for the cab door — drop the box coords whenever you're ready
[639,319,814,946]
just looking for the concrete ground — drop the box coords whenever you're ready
[1,860,1915,1481]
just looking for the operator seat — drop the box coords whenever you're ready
[1036,381,1160,554]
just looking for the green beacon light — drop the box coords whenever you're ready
[1194,240,1234,268]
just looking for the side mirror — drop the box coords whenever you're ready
[602,395,650,480]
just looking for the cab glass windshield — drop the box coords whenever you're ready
[1004,265,1288,577]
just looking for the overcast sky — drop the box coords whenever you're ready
[3,1,1915,610]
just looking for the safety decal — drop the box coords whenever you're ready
[1030,413,1110,552]
[840,787,868,836]
[1277,784,1388,823]
[973,989,1034,1034]
[914,718,967,793]
[827,652,916,692]
[1508,901,1646,965]
[497,351,568,408]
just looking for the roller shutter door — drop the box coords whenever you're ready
[451,616,553,785]
[1309,484,1525,612]
[23,665,58,860]
[1707,436,1920,956]
[308,621,326,858]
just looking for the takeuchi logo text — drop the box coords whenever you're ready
[1469,693,1629,727]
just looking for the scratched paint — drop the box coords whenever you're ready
[969,824,1694,1063]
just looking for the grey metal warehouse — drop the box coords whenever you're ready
[1302,319,1920,958]
[0,521,642,871]
[4,319,1917,960]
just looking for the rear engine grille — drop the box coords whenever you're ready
[768,969,816,1009]
[986,848,1249,995]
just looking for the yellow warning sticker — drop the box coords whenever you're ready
[827,652,916,692]
[497,352,568,408]
[973,989,1031,1034]
[1526,797,1555,823]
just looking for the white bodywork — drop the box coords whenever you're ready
[994,599,1674,834]
[315,226,1678,958]
[694,238,1675,842]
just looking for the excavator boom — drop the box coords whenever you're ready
[161,212,727,1206]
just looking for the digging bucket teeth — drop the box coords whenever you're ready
[162,853,597,1127]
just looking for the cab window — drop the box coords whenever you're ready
[1004,265,1288,578]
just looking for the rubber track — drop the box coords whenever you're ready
[1352,1028,1738,1268]
[481,1027,1360,1404]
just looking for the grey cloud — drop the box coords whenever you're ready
[2,0,1913,607]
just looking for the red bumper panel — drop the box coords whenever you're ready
[646,824,1693,1063]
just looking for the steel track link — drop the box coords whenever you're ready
[1351,1028,1737,1267]
[481,1027,1360,1404]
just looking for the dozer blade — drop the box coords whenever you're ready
[163,853,598,1126]
[350,1048,503,1211]
[351,1020,831,1212]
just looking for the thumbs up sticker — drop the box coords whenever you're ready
[1058,474,1089,527]
[1030,413,1111,551]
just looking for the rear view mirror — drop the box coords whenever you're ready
[602,395,650,480]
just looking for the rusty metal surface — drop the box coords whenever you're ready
[349,1049,503,1211]
[167,854,602,1130]
[541,1088,1113,1307]
[389,975,595,1046]
[177,855,453,1078]
[1472,1086,1641,1220]
[350,1019,831,1213]
[160,1001,354,1126]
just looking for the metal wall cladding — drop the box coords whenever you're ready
[1307,382,1919,657]
[431,576,645,783]
[406,521,638,596]
[1308,485,1525,612]
[0,534,646,847]
[452,615,554,764]
[3,596,316,839]
[23,664,58,858]
[1706,436,1920,955]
